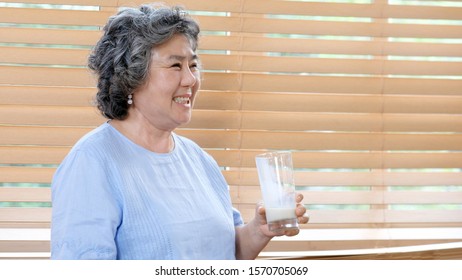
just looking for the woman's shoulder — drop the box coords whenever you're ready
[66,122,116,157]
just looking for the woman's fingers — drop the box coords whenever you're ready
[298,214,310,224]
[296,204,306,216]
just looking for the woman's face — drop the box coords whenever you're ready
[130,34,201,131]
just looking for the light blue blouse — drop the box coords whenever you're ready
[51,122,243,260]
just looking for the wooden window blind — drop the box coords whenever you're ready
[1,0,462,258]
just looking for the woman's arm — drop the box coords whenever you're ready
[234,205,273,260]
[51,150,121,259]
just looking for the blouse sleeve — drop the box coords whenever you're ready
[50,149,122,259]
[233,207,244,227]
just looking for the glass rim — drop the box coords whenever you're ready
[255,150,292,159]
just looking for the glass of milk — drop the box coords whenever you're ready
[255,151,299,233]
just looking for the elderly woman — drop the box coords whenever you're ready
[51,3,308,260]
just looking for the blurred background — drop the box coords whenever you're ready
[1,0,461,259]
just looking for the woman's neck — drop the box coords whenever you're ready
[109,117,174,154]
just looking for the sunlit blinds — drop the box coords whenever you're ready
[1,0,462,257]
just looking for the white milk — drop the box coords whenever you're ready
[266,207,296,222]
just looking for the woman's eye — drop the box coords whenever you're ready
[171,63,181,69]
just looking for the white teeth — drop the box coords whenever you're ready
[173,97,190,104]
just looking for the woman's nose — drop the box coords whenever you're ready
[181,67,198,87]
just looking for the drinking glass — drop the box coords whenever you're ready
[255,151,299,233]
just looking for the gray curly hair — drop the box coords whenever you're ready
[88,3,200,120]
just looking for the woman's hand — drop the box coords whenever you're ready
[235,193,309,259]
[256,193,309,237]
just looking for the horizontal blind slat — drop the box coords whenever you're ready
[0,66,95,87]
[235,74,462,95]
[123,0,242,13]
[2,148,460,168]
[240,112,462,133]
[126,0,462,20]
[203,55,462,76]
[3,106,460,132]
[0,46,90,66]
[4,166,459,186]
[210,150,462,169]
[7,67,435,94]
[202,35,462,57]
[194,91,240,110]
[239,131,462,151]
[0,241,51,253]
[384,5,462,20]
[283,210,462,224]
[0,208,51,224]
[0,167,55,184]
[241,93,462,114]
[2,125,461,150]
[237,208,462,225]
[242,1,380,17]
[1,27,101,46]
[237,189,462,204]
[0,146,69,164]
[0,7,112,26]
[306,191,462,205]
[3,28,461,57]
[0,105,104,126]
[0,0,117,5]
[0,126,92,146]
[0,188,50,202]
[0,85,96,106]
[227,171,462,187]
[202,16,462,38]
[3,87,462,114]
[263,240,462,255]
[182,111,240,129]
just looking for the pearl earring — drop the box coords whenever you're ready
[127,94,133,105]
